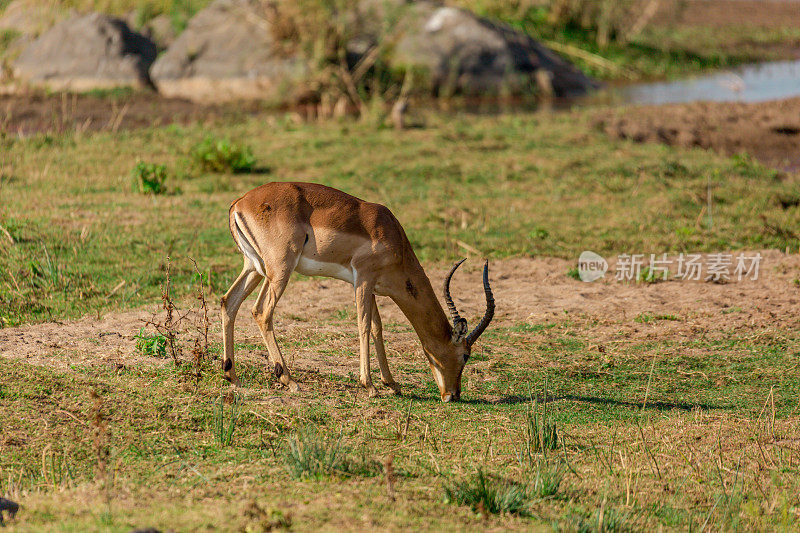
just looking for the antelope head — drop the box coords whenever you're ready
[432,258,495,402]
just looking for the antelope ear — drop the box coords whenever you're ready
[451,318,468,344]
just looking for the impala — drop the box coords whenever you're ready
[220,182,494,401]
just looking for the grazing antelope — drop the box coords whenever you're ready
[221,182,494,402]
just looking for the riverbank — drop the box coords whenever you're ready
[596,96,800,171]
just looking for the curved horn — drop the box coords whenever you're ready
[443,258,466,326]
[466,261,495,347]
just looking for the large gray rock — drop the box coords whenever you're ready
[150,0,309,103]
[392,3,596,97]
[140,14,178,51]
[13,13,156,91]
[151,0,594,102]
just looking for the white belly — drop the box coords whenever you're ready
[295,255,355,284]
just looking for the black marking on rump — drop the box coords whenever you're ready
[274,362,284,378]
[406,279,418,298]
[223,359,233,371]
[304,234,309,245]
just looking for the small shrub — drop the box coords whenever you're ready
[520,401,560,455]
[568,506,631,532]
[191,137,256,173]
[731,152,781,181]
[134,328,168,358]
[566,267,581,280]
[443,469,528,516]
[530,458,563,498]
[213,393,241,446]
[529,226,550,240]
[28,244,62,289]
[284,427,378,479]
[131,162,168,195]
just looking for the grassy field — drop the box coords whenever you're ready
[1,104,800,530]
[2,108,799,326]
[2,320,800,531]
[4,2,800,531]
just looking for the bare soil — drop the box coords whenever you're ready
[595,97,800,171]
[0,91,268,136]
[655,0,800,30]
[2,252,799,387]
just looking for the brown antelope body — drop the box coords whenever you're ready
[220,182,494,401]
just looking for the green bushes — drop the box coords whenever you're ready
[131,162,168,195]
[130,138,258,195]
[191,137,256,174]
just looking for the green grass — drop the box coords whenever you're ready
[443,469,529,516]
[2,320,800,530]
[0,28,20,53]
[212,393,241,446]
[284,427,380,480]
[2,110,798,326]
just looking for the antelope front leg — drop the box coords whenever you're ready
[371,296,401,395]
[355,280,378,397]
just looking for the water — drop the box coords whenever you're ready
[415,59,800,114]
[615,59,800,105]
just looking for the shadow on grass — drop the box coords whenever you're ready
[482,393,729,411]
[246,166,273,175]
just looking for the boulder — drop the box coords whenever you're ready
[151,0,594,103]
[392,3,597,97]
[140,14,177,51]
[13,13,156,90]
[150,0,309,103]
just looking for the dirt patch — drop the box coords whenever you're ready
[0,91,269,136]
[655,0,800,30]
[2,252,800,383]
[595,97,800,171]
